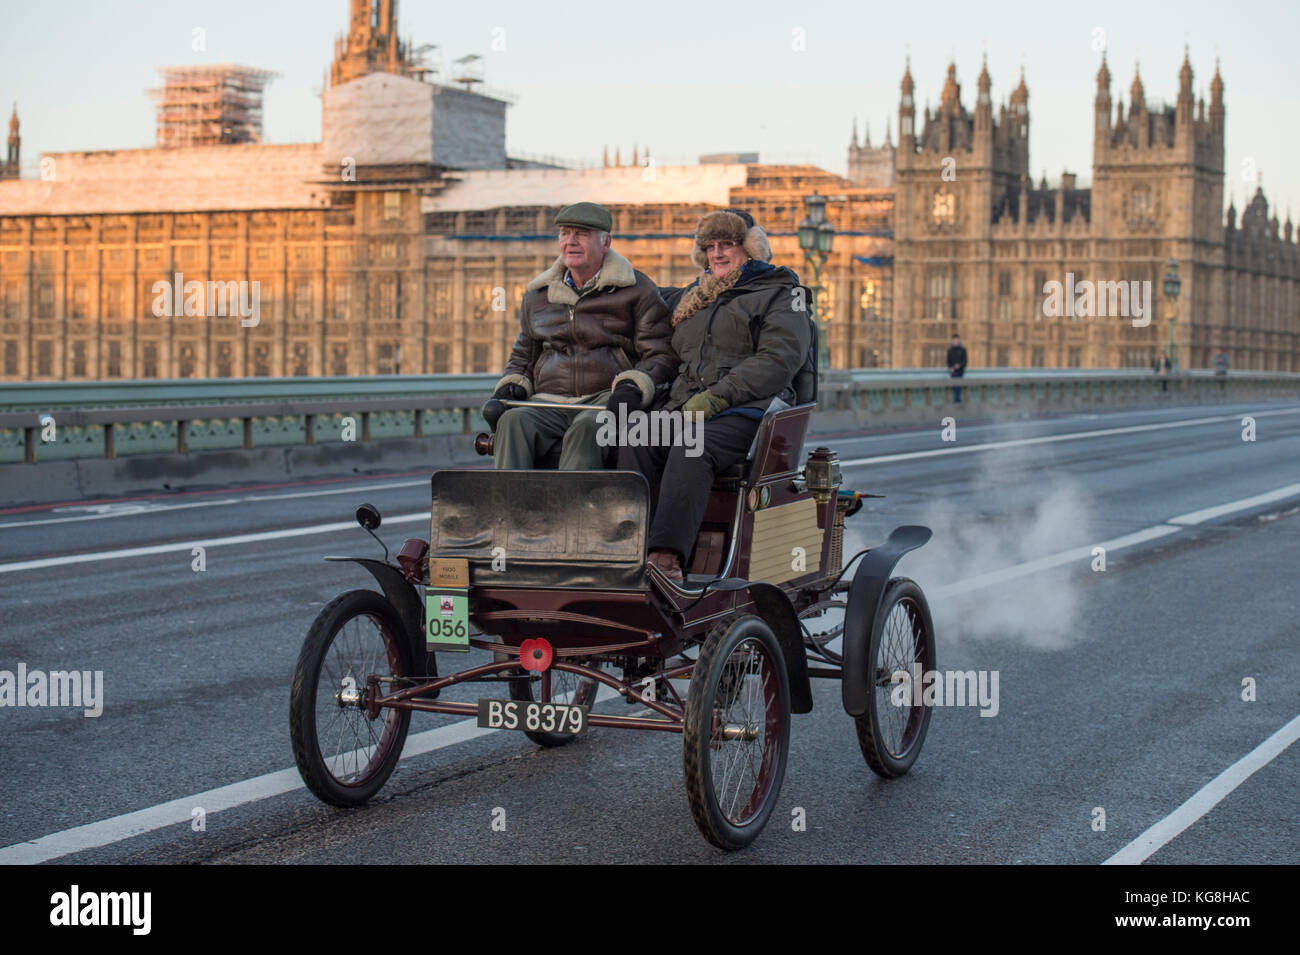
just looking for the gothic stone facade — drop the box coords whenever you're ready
[893,55,1298,371]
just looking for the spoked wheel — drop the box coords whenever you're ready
[683,615,790,851]
[856,577,936,778]
[290,589,412,806]
[508,659,602,748]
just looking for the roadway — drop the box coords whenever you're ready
[0,399,1296,863]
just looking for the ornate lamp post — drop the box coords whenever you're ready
[798,194,835,369]
[1162,258,1181,370]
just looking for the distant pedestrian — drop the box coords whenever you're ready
[946,334,968,404]
[1157,352,1171,392]
[1214,348,1229,376]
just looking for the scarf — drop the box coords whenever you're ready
[671,265,744,327]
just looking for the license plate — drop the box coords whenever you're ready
[476,699,589,735]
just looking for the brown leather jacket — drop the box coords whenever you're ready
[495,250,674,407]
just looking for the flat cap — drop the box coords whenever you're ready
[555,201,613,232]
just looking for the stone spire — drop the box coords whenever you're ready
[940,62,961,113]
[5,101,18,173]
[1129,62,1145,111]
[330,0,412,87]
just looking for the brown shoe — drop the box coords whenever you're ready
[647,549,684,583]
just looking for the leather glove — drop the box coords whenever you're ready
[605,381,642,415]
[493,383,527,401]
[682,390,729,421]
[480,398,506,431]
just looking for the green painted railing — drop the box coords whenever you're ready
[1,370,1296,465]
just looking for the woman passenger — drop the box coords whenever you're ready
[619,209,810,582]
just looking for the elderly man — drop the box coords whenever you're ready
[487,202,675,469]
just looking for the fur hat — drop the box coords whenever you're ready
[691,210,773,270]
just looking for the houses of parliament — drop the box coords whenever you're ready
[0,0,1295,382]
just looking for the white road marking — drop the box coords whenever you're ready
[0,684,621,864]
[0,479,427,530]
[3,480,1299,861]
[0,512,429,574]
[931,526,1183,598]
[1103,713,1300,865]
[838,406,1300,468]
[1166,482,1300,526]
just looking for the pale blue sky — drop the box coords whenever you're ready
[2,0,1297,218]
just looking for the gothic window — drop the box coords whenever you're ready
[215,342,232,378]
[432,344,450,374]
[859,279,878,317]
[294,283,312,320]
[106,341,123,378]
[1068,347,1082,368]
[291,342,310,377]
[102,280,123,319]
[384,191,402,221]
[378,277,397,320]
[178,343,196,378]
[71,341,87,377]
[931,190,956,225]
[71,282,89,319]
[142,342,159,378]
[37,340,53,377]
[377,343,400,375]
[1129,184,1155,228]
[996,347,1010,367]
[330,343,349,377]
[37,283,54,319]
[469,282,493,321]
[252,343,271,378]
[1031,347,1046,367]
[471,344,489,372]
[331,281,350,320]
[997,271,1011,296]
[3,281,20,319]
[3,341,17,376]
[924,269,957,320]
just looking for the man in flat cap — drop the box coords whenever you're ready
[486,201,675,469]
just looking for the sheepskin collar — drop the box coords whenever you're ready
[526,249,637,306]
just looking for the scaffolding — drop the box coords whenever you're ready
[150,65,279,148]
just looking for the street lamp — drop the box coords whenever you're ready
[1162,258,1181,370]
[798,194,835,369]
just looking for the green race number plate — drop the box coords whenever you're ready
[426,590,469,651]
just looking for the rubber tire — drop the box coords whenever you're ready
[682,614,791,851]
[290,589,412,807]
[507,662,601,748]
[855,578,936,779]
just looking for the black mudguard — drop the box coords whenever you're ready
[840,526,932,717]
[747,582,814,714]
[699,578,814,715]
[324,557,438,682]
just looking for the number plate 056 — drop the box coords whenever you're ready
[477,699,588,735]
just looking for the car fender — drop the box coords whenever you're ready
[324,557,437,681]
[840,526,932,717]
